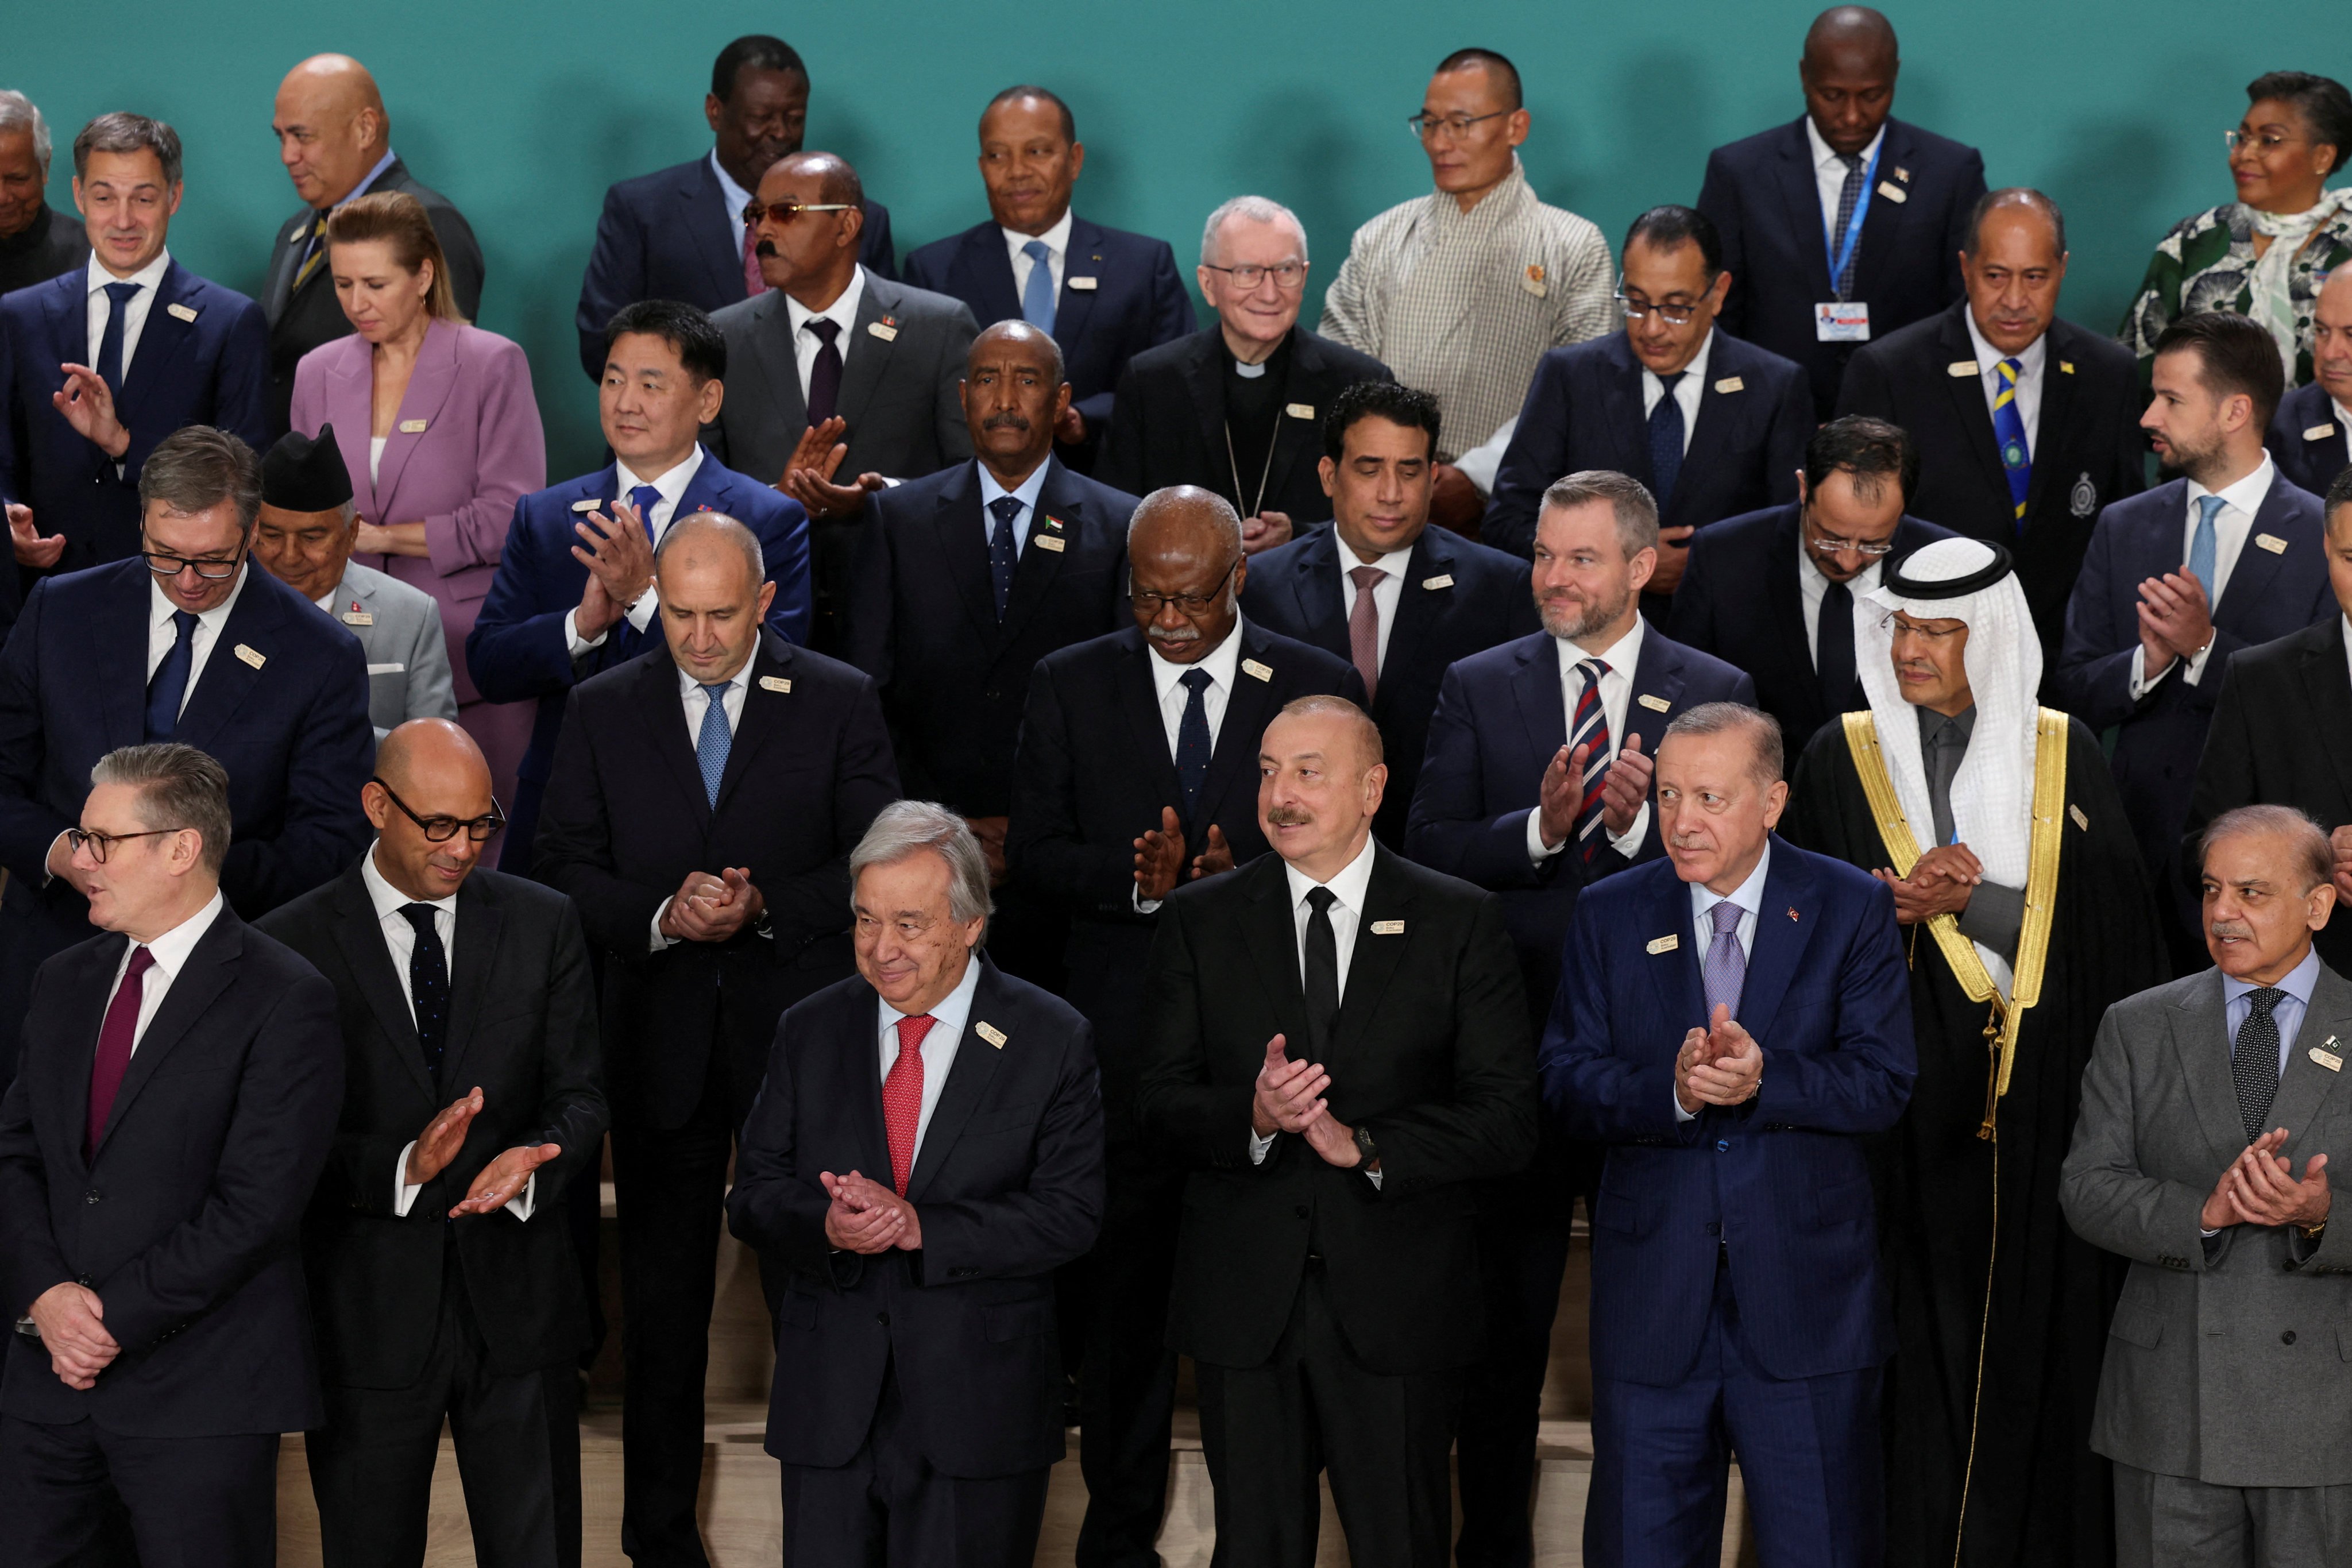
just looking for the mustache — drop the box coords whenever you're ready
[1146,623,1200,644]
[1669,831,1713,849]
[983,410,1030,432]
[755,239,776,257]
[2210,919,2255,941]
[1265,805,1315,827]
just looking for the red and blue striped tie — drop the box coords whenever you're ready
[1571,658,1612,862]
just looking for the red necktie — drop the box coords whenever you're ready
[883,1014,934,1195]
[86,945,155,1160]
[743,213,768,299]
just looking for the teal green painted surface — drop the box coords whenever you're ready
[6,1,2338,470]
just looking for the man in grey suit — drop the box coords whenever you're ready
[705,150,976,650]
[250,426,455,738]
[2064,803,2352,1568]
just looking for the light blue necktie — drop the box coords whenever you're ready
[2188,493,2225,603]
[1019,239,1056,333]
[696,683,731,807]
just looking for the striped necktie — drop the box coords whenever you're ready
[1991,358,2032,530]
[292,212,331,293]
[1571,658,1613,862]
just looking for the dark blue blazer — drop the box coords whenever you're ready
[573,155,896,380]
[0,260,271,617]
[1542,837,1913,1385]
[1241,524,1538,846]
[465,451,812,874]
[1482,329,1812,566]
[0,908,342,1435]
[2268,381,2351,500]
[1666,501,1953,752]
[902,217,1195,432]
[1405,628,1754,1027]
[1696,116,1987,418]
[2053,473,2332,901]
[726,958,1103,1478]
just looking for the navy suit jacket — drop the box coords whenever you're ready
[2268,381,2351,500]
[2053,473,2332,904]
[1483,329,1812,567]
[465,451,812,874]
[1405,628,1754,1028]
[1697,116,1987,418]
[0,260,271,623]
[903,216,1195,433]
[1242,524,1542,846]
[0,909,342,1435]
[726,959,1104,1478]
[573,155,895,380]
[1542,838,1914,1385]
[1667,501,1953,752]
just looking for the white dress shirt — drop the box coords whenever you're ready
[1674,842,1771,1121]
[85,249,172,381]
[1962,311,2046,458]
[103,889,226,1053]
[1798,548,1882,665]
[784,264,870,401]
[648,658,755,952]
[1337,544,1413,671]
[1133,624,1246,914]
[710,149,756,237]
[976,460,1051,556]
[1003,208,1075,307]
[361,849,536,1222]
[875,953,982,1171]
[563,445,709,654]
[1527,616,1651,863]
[1804,118,1887,242]
[1639,330,1712,459]
[1248,837,1384,1185]
[2129,451,2278,697]
[145,568,250,701]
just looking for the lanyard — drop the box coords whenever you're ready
[1823,141,1883,298]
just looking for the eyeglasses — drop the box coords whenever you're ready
[65,826,184,863]
[1201,261,1308,292]
[138,540,246,580]
[1880,612,1964,641]
[1805,530,1897,558]
[2224,129,2307,152]
[1407,110,1510,142]
[1615,292,1705,327]
[371,778,507,843]
[1129,558,1241,617]
[743,200,855,226]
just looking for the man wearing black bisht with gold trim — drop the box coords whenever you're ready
[1785,536,2167,1567]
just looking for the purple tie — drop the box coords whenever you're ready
[87,945,155,1160]
[1702,900,1745,1019]
[805,318,842,426]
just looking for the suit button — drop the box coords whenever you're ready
[1295,1205,1310,1219]
[83,1191,99,1204]
[1714,1140,1730,1153]
[2283,1330,2297,1345]
[876,1312,889,1327]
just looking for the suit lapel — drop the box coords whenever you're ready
[835,278,897,434]
[713,634,797,814]
[329,866,435,1102]
[960,225,1023,326]
[2021,322,2081,519]
[1642,867,1707,1028]
[1329,847,1415,1059]
[1851,122,1918,296]
[60,937,128,1175]
[94,567,148,751]
[1733,841,1819,1043]
[2172,975,2255,1169]
[1774,121,1835,292]
[1380,531,1454,712]
[1050,218,1105,354]
[173,573,285,753]
[1621,632,1686,753]
[1262,339,1328,513]
[1177,335,1227,488]
[114,263,199,420]
[1198,625,1282,829]
[747,293,809,436]
[322,348,380,522]
[1675,346,1739,530]
[1934,306,2007,500]
[1601,338,1652,486]
[689,158,750,304]
[1509,633,1567,767]
[265,211,309,319]
[629,648,715,827]
[994,463,1077,651]
[1288,528,1349,657]
[1240,856,1312,1052]
[436,877,502,1092]
[370,318,461,519]
[2299,621,2352,812]
[906,959,1013,1203]
[930,464,1001,643]
[2214,483,2294,624]
[1113,633,1185,814]
[2270,968,2352,1162]
[1765,506,1812,697]
[95,912,242,1159]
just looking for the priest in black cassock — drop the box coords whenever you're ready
[1784,537,2167,1568]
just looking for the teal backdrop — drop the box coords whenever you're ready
[7,0,2342,472]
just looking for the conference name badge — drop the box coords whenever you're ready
[341,611,373,627]
[975,1021,1008,1049]
[1068,276,1099,291]
[398,419,428,434]
[1241,659,1273,682]
[2313,1041,2343,1073]
[1370,920,1405,935]
[2256,533,2289,555]
[1713,376,1744,395]
[1816,301,1870,342]
[234,644,266,669]
[868,320,898,342]
[571,498,600,512]
[2309,422,2339,441]
[758,675,791,693]
[1946,360,1979,379]
[1637,693,1671,712]
[165,303,198,323]
[1646,934,1679,955]
[1876,181,1907,204]
[1285,403,1316,420]
[2068,804,2090,831]
[365,662,404,675]
[1034,534,1067,552]
[1422,574,1454,590]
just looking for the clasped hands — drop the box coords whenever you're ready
[1870,844,1983,924]
[406,1087,564,1219]
[779,417,887,519]
[1537,735,1651,851]
[2201,1127,2332,1233]
[1251,1034,1366,1169]
[1674,1002,1763,1115]
[571,495,659,640]
[821,1169,922,1253]
[661,867,764,943]
[1134,806,1235,901]
[2135,569,2214,681]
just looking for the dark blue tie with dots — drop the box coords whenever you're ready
[987,495,1023,620]
[400,903,450,1087]
[1175,667,1213,833]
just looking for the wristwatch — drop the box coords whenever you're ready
[1353,1125,1379,1166]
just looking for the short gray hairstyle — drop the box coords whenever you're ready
[1129,485,1243,556]
[2200,804,2333,893]
[73,111,182,188]
[90,743,231,875]
[1540,469,1660,558]
[0,91,53,175]
[1661,701,1785,786]
[138,426,261,532]
[1200,195,1308,268]
[849,801,995,929]
[655,510,764,588]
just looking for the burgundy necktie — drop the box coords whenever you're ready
[743,211,768,299]
[86,945,155,1160]
[883,1014,934,1195]
[1347,565,1384,702]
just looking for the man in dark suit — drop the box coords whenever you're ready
[536,513,897,1567]
[705,150,975,651]
[1543,702,1914,1567]
[727,802,1104,1568]
[0,743,343,1566]
[2056,311,2333,969]
[904,86,1194,471]
[1838,189,2148,665]
[468,299,812,876]
[1097,196,1390,553]
[0,425,374,1084]
[2266,265,2351,498]
[1405,469,1751,1568]
[1242,380,1540,846]
[1137,695,1534,1567]
[574,33,897,381]
[1007,486,1360,1567]
[1669,415,1953,752]
[262,55,483,436]
[258,720,606,1568]
[1484,206,1812,586]
[0,114,270,618]
[0,91,88,297]
[1696,6,1987,418]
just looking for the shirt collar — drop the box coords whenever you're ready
[709,149,755,225]
[1805,117,1886,175]
[675,654,755,700]
[88,246,171,295]
[615,445,706,508]
[977,458,1052,517]
[1963,310,2048,374]
[879,947,984,1036]
[1341,542,1415,581]
[133,888,227,978]
[1556,608,1646,673]
[2188,450,2277,519]
[1644,328,1713,391]
[1148,617,1246,703]
[785,265,867,339]
[1691,840,1774,925]
[337,149,399,208]
[361,841,457,924]
[1283,833,1379,914]
[2335,398,2352,430]
[148,566,249,635]
[1800,546,1882,598]
[1002,207,1076,263]
[1915,701,1978,747]
[2222,944,2322,1010]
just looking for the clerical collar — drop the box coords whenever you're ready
[1224,330,1293,379]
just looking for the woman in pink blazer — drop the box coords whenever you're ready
[290,190,545,808]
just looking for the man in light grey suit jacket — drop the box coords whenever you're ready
[704,150,975,650]
[2064,803,2352,1568]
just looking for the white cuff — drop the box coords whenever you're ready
[1365,1166,1384,1189]
[2183,640,2215,687]
[1525,808,1563,866]
[563,608,607,656]
[1132,884,1164,915]
[1247,1130,1275,1164]
[1673,1091,1698,1124]
[394,1143,538,1221]
[1608,803,1651,860]
[624,589,659,635]
[2128,643,2174,701]
[650,899,676,951]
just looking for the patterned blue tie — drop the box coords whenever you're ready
[1702,899,1747,1019]
[144,610,198,741]
[1175,667,1213,831]
[1991,358,2032,531]
[96,281,139,400]
[696,683,731,807]
[987,495,1023,620]
[1020,239,1056,332]
[2188,493,2225,603]
[1647,372,1686,510]
[629,483,664,547]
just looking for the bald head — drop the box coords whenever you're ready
[1800,6,1898,155]
[656,509,763,594]
[655,512,777,684]
[1128,486,1245,661]
[777,149,862,209]
[274,54,389,208]
[1803,6,1897,62]
[366,719,496,902]
[376,717,488,800]
[1130,486,1243,561]
[969,319,1065,388]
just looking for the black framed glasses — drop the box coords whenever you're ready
[744,199,855,226]
[65,826,184,863]
[372,778,507,843]
[1615,291,1704,327]
[1129,558,1240,617]
[138,539,246,580]
[1407,110,1510,141]
[1201,261,1307,292]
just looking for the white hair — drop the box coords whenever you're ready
[1199,195,1308,269]
[0,91,51,175]
[849,801,994,930]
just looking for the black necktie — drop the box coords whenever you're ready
[96,280,140,400]
[400,903,451,1087]
[1648,371,1686,511]
[2234,987,2284,1143]
[1175,667,1213,833]
[1832,154,1866,299]
[1303,887,1340,1058]
[144,609,198,742]
[805,318,842,426]
[987,495,1022,620]
[1817,579,1856,717]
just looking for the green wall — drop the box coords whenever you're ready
[9,0,2339,472]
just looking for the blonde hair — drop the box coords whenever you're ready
[325,191,463,323]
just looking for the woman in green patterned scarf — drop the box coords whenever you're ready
[2122,71,2352,392]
